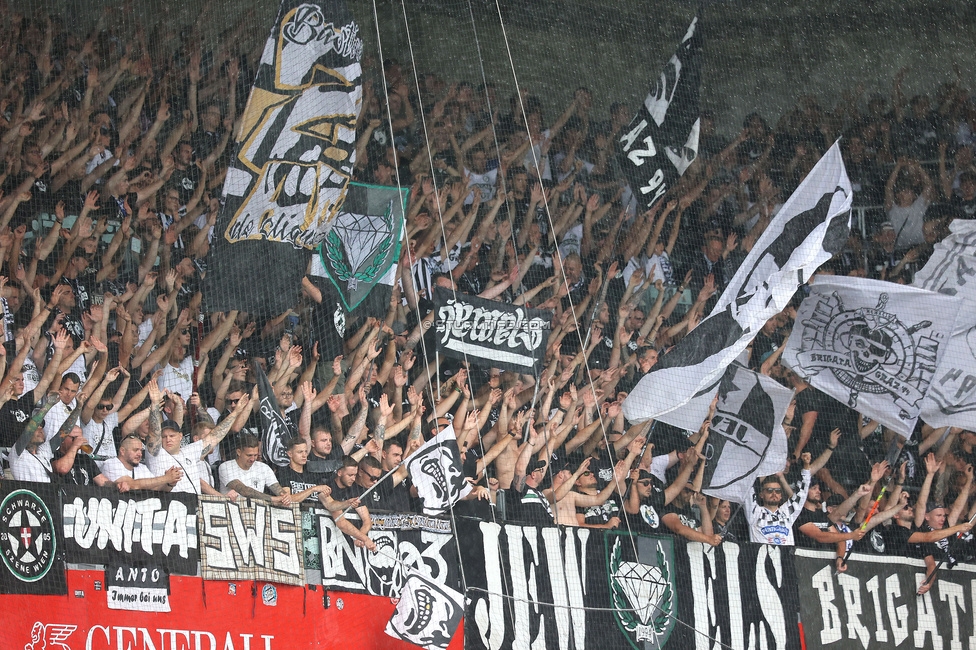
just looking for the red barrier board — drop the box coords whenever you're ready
[1,569,465,650]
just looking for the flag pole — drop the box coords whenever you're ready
[839,436,903,568]
[916,509,976,595]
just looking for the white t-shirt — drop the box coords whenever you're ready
[464,167,498,204]
[20,357,40,397]
[101,457,154,482]
[218,460,279,494]
[82,413,119,469]
[145,439,207,494]
[158,356,194,399]
[10,450,52,482]
[888,194,930,248]
[39,400,77,460]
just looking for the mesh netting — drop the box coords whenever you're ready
[0,1,974,649]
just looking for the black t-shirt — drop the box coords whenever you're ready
[365,478,412,513]
[0,392,35,447]
[328,476,364,503]
[506,483,553,526]
[580,494,621,527]
[172,165,202,205]
[275,464,328,503]
[663,501,701,539]
[306,450,342,476]
[793,387,858,456]
[794,507,833,550]
[625,477,667,535]
[56,452,102,486]
[881,523,916,557]
[911,522,951,562]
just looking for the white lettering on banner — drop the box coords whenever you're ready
[436,300,547,353]
[811,565,843,645]
[75,623,270,650]
[864,576,888,644]
[913,573,942,649]
[940,581,966,650]
[472,523,588,650]
[619,120,647,153]
[754,546,787,648]
[62,497,196,558]
[836,573,870,648]
[884,574,909,646]
[626,136,657,166]
[722,543,745,650]
[200,500,300,576]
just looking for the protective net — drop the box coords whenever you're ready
[0,1,974,649]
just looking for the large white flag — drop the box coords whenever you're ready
[914,219,976,428]
[406,424,472,515]
[623,141,852,425]
[702,364,793,505]
[783,276,957,436]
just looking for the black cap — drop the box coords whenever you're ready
[161,419,182,432]
[526,459,547,474]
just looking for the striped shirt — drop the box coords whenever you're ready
[746,470,810,546]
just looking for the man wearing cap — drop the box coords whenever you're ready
[624,445,700,535]
[662,481,723,547]
[9,397,61,482]
[745,429,839,546]
[102,433,183,491]
[907,453,975,594]
[51,424,113,487]
[144,379,247,495]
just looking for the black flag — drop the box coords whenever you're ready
[254,360,292,467]
[617,13,702,211]
[204,0,363,316]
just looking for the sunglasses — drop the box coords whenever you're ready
[96,404,113,410]
[764,487,783,494]
[637,480,652,486]
[362,471,382,482]
[227,399,239,405]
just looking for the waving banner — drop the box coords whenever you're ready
[434,287,551,373]
[205,0,363,315]
[254,360,293,468]
[702,364,792,505]
[617,13,702,211]
[914,219,976,428]
[784,277,956,436]
[61,486,199,575]
[406,424,472,516]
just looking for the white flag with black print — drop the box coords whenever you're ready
[913,220,976,428]
[783,276,958,436]
[617,12,702,211]
[702,364,792,505]
[385,572,464,650]
[623,142,852,425]
[406,424,472,515]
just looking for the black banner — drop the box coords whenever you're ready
[616,13,701,211]
[459,519,803,650]
[61,486,199,576]
[204,0,363,315]
[105,563,171,612]
[434,287,551,373]
[0,481,65,595]
[318,512,459,597]
[796,548,976,649]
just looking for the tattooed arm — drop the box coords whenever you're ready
[146,380,163,456]
[198,394,251,459]
[13,394,59,456]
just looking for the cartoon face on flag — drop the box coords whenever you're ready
[406,426,471,515]
[385,573,464,650]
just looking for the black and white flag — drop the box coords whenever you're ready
[623,142,852,425]
[434,287,551,373]
[783,277,957,436]
[406,424,471,516]
[914,220,976,428]
[205,0,363,315]
[254,360,292,467]
[702,364,792,505]
[385,572,464,650]
[617,14,702,211]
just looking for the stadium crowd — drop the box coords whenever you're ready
[0,6,974,595]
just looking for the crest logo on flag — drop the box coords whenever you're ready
[607,535,676,649]
[795,291,939,416]
[0,489,56,583]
